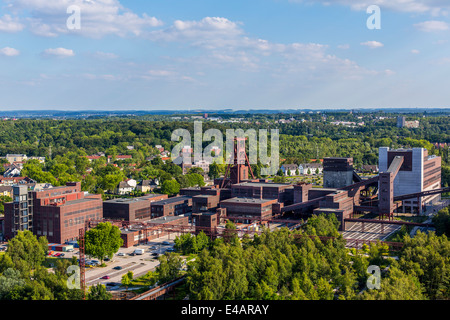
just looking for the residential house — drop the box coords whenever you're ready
[85,155,102,162]
[280,164,299,176]
[5,154,27,164]
[115,179,137,195]
[107,155,132,163]
[360,165,379,173]
[0,186,13,197]
[28,156,46,164]
[300,163,323,175]
[136,179,159,193]
[3,164,21,177]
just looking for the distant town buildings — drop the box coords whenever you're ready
[434,142,448,149]
[330,121,365,127]
[280,163,323,176]
[397,116,420,128]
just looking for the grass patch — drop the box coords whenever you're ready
[393,215,428,223]
[131,270,158,287]
[384,225,410,242]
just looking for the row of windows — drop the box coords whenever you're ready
[64,213,100,227]
[424,174,441,189]
[64,205,103,217]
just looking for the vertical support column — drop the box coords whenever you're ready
[78,228,86,300]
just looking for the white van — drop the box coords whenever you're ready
[134,248,145,255]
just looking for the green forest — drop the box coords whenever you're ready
[180,214,450,300]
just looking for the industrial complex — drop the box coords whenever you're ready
[2,143,447,248]
[1,139,449,299]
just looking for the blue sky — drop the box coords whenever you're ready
[0,0,450,111]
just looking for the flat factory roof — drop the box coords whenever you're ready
[232,182,292,188]
[104,194,166,204]
[220,197,275,204]
[152,196,192,205]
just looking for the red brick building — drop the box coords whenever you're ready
[4,182,103,244]
[103,194,168,221]
[219,197,278,221]
[150,196,193,218]
[120,215,190,248]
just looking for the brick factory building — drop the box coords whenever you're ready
[313,190,354,230]
[4,182,103,244]
[219,197,278,221]
[231,181,292,203]
[150,196,193,218]
[192,211,219,236]
[120,215,189,248]
[103,193,168,221]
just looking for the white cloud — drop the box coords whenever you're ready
[148,70,176,77]
[148,16,390,82]
[337,44,350,49]
[149,17,242,49]
[0,14,25,32]
[288,0,450,15]
[4,0,163,38]
[0,47,20,56]
[42,48,75,57]
[434,39,448,45]
[360,40,384,49]
[94,51,119,59]
[414,20,449,32]
[411,49,420,54]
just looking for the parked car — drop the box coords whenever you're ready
[101,275,110,280]
[134,248,145,255]
[60,253,65,257]
[66,248,74,252]
[162,241,171,245]
[113,266,123,270]
[106,282,121,287]
[151,252,159,257]
[104,257,110,262]
[166,248,176,252]
[117,252,125,256]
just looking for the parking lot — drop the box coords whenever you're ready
[46,234,176,290]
